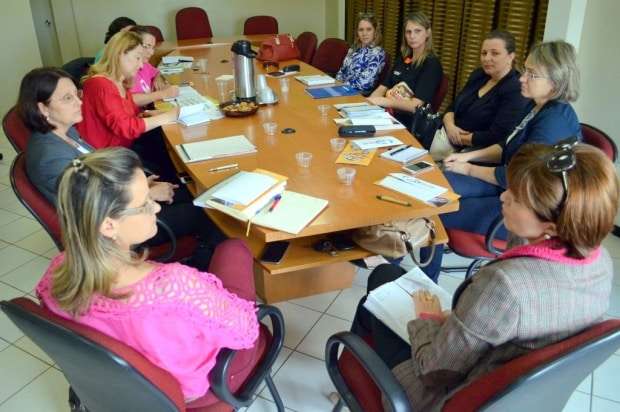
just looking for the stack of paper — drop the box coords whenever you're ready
[295,75,336,86]
[340,105,386,118]
[351,136,403,150]
[158,56,194,74]
[305,84,360,99]
[376,173,447,203]
[166,86,223,126]
[363,267,452,342]
[175,135,256,163]
[380,145,428,164]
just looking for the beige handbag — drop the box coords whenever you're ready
[352,218,437,267]
[429,127,455,161]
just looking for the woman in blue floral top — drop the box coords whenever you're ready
[336,13,386,95]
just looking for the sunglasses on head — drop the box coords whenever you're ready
[545,136,579,217]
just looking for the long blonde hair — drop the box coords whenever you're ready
[53,148,143,316]
[400,12,433,67]
[86,31,142,83]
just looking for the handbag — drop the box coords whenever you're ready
[429,127,456,161]
[257,34,300,62]
[410,104,443,149]
[352,218,437,267]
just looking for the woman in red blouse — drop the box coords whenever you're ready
[77,31,179,179]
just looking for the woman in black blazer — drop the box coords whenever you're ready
[442,30,530,149]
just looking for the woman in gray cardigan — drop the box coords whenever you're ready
[352,142,619,411]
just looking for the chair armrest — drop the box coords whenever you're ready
[209,304,285,408]
[485,214,505,256]
[325,332,412,412]
[151,218,177,262]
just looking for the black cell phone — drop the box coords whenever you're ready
[269,71,285,77]
[260,241,290,264]
[282,64,300,73]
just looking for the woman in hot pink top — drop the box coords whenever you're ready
[36,147,259,400]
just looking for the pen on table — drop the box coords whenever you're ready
[268,194,282,212]
[208,163,239,172]
[376,195,412,207]
[389,145,410,156]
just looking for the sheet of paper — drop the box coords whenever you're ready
[333,102,369,110]
[251,191,328,234]
[349,117,394,126]
[211,171,277,205]
[377,173,447,202]
[352,136,403,150]
[336,142,376,166]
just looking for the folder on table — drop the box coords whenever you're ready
[175,135,256,163]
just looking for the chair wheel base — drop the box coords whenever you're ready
[69,387,89,412]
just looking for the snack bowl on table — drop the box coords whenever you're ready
[219,100,259,117]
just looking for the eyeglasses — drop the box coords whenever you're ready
[120,197,158,216]
[53,90,83,105]
[142,43,155,50]
[546,136,579,216]
[520,66,549,81]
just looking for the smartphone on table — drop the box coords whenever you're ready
[260,241,290,264]
[402,161,434,175]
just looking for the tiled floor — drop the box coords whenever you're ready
[0,134,619,411]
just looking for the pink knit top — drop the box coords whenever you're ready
[36,254,259,400]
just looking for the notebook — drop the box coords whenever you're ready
[251,191,329,234]
[351,136,404,150]
[376,173,447,203]
[295,75,336,86]
[305,84,360,99]
[175,135,256,163]
[380,145,428,164]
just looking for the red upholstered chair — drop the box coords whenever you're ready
[10,152,197,263]
[2,106,31,153]
[176,7,213,40]
[581,123,617,161]
[145,25,165,42]
[311,38,350,77]
[243,16,278,35]
[326,319,620,412]
[296,31,318,64]
[430,73,449,112]
[1,297,285,412]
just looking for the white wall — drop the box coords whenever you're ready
[66,0,338,56]
[0,0,42,116]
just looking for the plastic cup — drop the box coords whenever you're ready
[317,104,331,117]
[337,167,356,185]
[263,122,278,135]
[197,58,208,73]
[256,74,268,91]
[330,137,346,152]
[216,79,229,102]
[279,77,290,92]
[259,87,276,103]
[295,152,313,168]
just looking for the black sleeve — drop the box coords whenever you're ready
[471,80,531,147]
[411,55,443,103]
[446,68,482,113]
[381,63,398,89]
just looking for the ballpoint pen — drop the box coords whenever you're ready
[268,194,282,212]
[208,163,239,172]
[376,195,412,207]
[389,145,410,156]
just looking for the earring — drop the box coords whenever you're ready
[544,234,551,240]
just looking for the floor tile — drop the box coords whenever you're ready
[1,256,50,293]
[14,335,54,365]
[0,367,68,412]
[438,274,463,296]
[326,284,366,322]
[256,347,293,395]
[0,217,42,243]
[0,345,48,403]
[0,208,20,227]
[0,282,27,342]
[607,283,620,318]
[0,244,38,276]
[289,290,340,312]
[0,198,33,218]
[297,314,351,360]
[272,302,322,349]
[247,396,295,412]
[577,373,592,394]
[593,354,620,401]
[15,230,56,255]
[562,390,591,412]
[43,247,60,259]
[592,396,620,412]
[352,267,370,287]
[260,351,336,412]
[0,338,9,351]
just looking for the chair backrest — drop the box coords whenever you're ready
[61,57,95,89]
[431,73,449,112]
[311,38,350,77]
[175,7,213,40]
[2,106,31,153]
[1,297,185,412]
[444,319,620,412]
[10,152,63,250]
[145,25,164,43]
[581,123,617,161]
[296,31,318,64]
[243,15,278,35]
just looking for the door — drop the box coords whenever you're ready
[30,0,62,66]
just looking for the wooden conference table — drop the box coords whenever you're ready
[160,37,458,303]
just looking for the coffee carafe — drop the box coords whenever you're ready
[231,40,257,101]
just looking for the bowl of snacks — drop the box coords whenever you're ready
[219,100,259,117]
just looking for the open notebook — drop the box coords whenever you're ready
[175,135,256,163]
[250,190,328,234]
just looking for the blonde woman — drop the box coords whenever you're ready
[77,31,178,180]
[36,147,260,401]
[368,12,443,128]
[335,13,386,94]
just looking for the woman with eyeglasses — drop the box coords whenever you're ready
[36,147,260,401]
[368,12,443,129]
[419,40,582,282]
[335,13,386,95]
[19,67,223,269]
[351,142,618,410]
[77,31,179,182]
[128,26,180,107]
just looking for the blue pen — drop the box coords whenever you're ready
[268,194,282,212]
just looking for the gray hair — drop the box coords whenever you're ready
[529,40,580,102]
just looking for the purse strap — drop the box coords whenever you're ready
[399,218,436,268]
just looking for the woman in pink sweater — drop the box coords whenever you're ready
[36,147,259,400]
